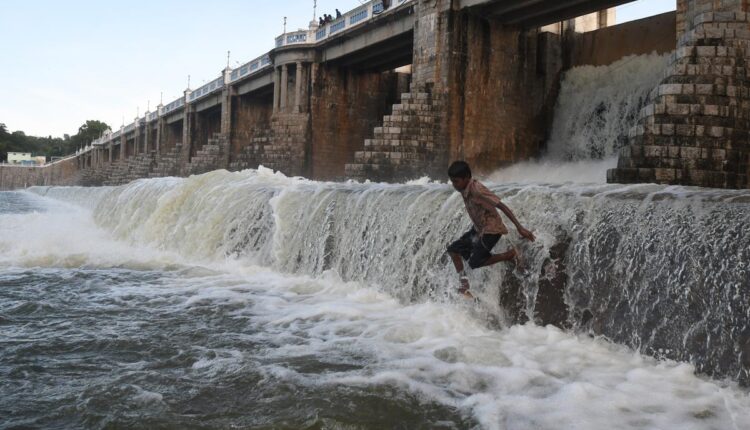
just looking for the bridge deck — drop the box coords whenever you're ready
[461,0,638,27]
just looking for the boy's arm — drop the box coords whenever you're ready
[496,201,535,242]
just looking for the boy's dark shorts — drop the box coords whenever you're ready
[447,228,502,269]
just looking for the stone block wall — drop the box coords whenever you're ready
[345,90,443,181]
[267,113,311,177]
[457,18,551,174]
[228,93,273,171]
[311,66,405,180]
[193,108,222,159]
[0,157,80,190]
[186,133,228,176]
[348,3,561,180]
[609,5,750,188]
[150,144,183,178]
[162,121,183,155]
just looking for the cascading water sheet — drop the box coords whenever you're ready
[490,52,670,185]
[547,52,670,161]
[3,169,747,429]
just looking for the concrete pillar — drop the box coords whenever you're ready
[119,127,126,160]
[280,64,288,113]
[273,66,281,113]
[181,90,193,169]
[156,112,164,155]
[134,118,142,155]
[294,61,303,113]
[220,88,232,137]
[108,141,113,162]
[144,118,150,154]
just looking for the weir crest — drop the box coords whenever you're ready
[30,167,750,384]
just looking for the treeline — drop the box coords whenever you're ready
[0,120,110,163]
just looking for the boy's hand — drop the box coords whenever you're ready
[518,227,535,242]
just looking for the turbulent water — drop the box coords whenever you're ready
[1,168,749,429]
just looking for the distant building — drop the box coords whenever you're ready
[7,152,32,165]
[6,152,46,166]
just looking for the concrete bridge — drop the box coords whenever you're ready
[2,0,749,190]
[460,0,635,27]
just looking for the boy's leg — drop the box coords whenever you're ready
[448,252,465,273]
[447,230,475,295]
[477,248,516,268]
[468,234,506,269]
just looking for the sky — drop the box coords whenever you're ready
[0,0,676,138]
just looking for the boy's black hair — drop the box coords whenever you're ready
[448,161,471,178]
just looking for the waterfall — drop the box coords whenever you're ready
[486,52,671,185]
[31,168,750,382]
[548,52,669,160]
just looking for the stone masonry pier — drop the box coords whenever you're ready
[608,0,750,188]
[2,0,748,190]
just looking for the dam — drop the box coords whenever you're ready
[2,0,748,189]
[2,1,750,428]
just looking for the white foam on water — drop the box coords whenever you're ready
[484,158,618,184]
[180,268,750,430]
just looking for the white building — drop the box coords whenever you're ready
[7,152,32,164]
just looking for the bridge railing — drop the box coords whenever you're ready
[229,53,273,84]
[278,0,412,47]
[163,97,185,115]
[188,76,225,103]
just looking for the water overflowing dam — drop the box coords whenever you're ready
[2,53,750,428]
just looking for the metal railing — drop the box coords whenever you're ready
[275,0,412,48]
[189,76,225,103]
[230,53,273,83]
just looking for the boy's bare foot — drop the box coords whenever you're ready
[458,276,473,298]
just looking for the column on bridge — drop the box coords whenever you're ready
[144,117,150,154]
[108,141,113,162]
[156,105,164,155]
[294,61,303,113]
[181,89,194,169]
[134,118,142,155]
[280,64,289,113]
[273,66,281,113]
[119,127,126,161]
[220,68,233,137]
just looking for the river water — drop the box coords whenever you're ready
[1,169,749,429]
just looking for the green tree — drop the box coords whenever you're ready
[0,120,110,162]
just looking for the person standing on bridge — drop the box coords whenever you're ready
[446,161,535,298]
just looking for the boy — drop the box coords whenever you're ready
[446,161,535,297]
